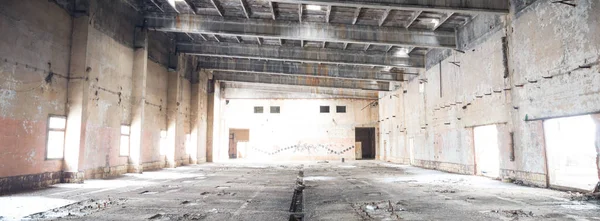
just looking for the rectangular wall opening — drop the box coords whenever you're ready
[355,128,375,159]
[409,138,415,165]
[229,129,250,159]
[544,115,599,192]
[474,125,500,178]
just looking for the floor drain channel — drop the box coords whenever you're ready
[289,170,304,221]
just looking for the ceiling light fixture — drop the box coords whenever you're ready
[306,5,322,11]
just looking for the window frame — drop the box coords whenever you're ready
[254,106,264,113]
[185,133,192,155]
[45,115,67,160]
[159,130,168,156]
[270,106,280,114]
[119,125,131,157]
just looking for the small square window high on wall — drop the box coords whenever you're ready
[336,106,346,113]
[254,106,264,113]
[47,116,66,159]
[270,106,280,113]
[120,125,130,156]
[320,106,330,113]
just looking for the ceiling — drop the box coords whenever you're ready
[128,0,509,95]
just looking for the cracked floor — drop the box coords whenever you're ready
[0,161,599,220]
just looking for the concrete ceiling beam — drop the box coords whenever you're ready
[177,42,425,68]
[268,0,509,14]
[213,71,393,91]
[222,81,379,99]
[198,57,417,82]
[146,14,457,49]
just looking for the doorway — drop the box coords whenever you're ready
[544,115,599,191]
[409,138,415,165]
[356,128,375,159]
[228,129,250,159]
[474,125,500,178]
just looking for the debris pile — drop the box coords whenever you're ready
[25,198,127,220]
[353,200,402,220]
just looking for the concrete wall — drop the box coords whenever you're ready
[141,60,169,170]
[380,0,600,188]
[0,0,209,194]
[213,87,378,162]
[0,1,71,184]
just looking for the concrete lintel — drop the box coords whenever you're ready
[179,42,425,68]
[146,14,457,49]
[212,71,392,91]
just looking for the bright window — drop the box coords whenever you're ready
[47,116,66,159]
[160,130,167,155]
[120,125,130,156]
[185,134,191,155]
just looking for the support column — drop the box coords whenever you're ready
[206,78,216,162]
[128,27,148,173]
[63,14,91,183]
[166,59,182,168]
[191,70,210,163]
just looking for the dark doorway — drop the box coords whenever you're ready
[229,133,236,159]
[355,128,375,159]
[229,129,250,159]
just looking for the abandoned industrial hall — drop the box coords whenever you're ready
[0,0,599,220]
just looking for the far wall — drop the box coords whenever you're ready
[211,86,378,162]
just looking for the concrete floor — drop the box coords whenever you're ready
[0,161,599,221]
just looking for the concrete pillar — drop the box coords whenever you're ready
[128,27,148,173]
[206,79,215,162]
[166,59,183,167]
[63,14,91,183]
[191,70,209,163]
[211,82,223,161]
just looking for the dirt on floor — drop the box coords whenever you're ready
[0,161,598,221]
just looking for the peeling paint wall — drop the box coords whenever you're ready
[141,60,168,170]
[0,1,71,178]
[0,0,203,193]
[214,87,378,162]
[381,0,600,187]
[81,23,135,178]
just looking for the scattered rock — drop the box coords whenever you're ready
[217,191,237,196]
[317,160,329,163]
[491,209,534,218]
[148,214,163,219]
[567,191,600,201]
[436,189,456,193]
[181,200,191,205]
[26,198,127,220]
[352,201,402,220]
